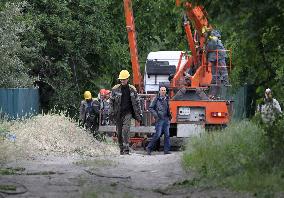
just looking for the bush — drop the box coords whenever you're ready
[182,121,284,192]
[253,112,284,165]
[183,121,266,177]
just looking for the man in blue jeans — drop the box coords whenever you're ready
[146,86,172,155]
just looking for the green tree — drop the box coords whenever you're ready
[18,0,186,113]
[20,0,130,113]
[0,2,34,88]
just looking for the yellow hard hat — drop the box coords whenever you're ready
[202,26,211,34]
[209,36,218,41]
[118,70,130,80]
[84,91,92,100]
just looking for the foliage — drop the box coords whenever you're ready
[0,2,34,88]
[19,0,122,113]
[267,115,284,161]
[3,0,185,113]
[183,121,284,192]
[2,0,283,115]
[183,121,266,177]
[254,112,284,165]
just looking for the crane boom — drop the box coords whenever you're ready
[123,0,143,93]
[172,1,213,88]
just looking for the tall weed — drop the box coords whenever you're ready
[183,121,266,177]
[182,121,284,192]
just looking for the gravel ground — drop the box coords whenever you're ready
[0,150,255,198]
[0,114,258,197]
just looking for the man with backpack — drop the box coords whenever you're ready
[79,91,100,136]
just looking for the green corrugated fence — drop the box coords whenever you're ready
[231,86,248,120]
[220,84,251,120]
[0,88,39,119]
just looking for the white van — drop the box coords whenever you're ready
[144,51,187,93]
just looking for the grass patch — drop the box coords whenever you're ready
[0,121,10,141]
[26,171,57,175]
[82,191,98,198]
[0,167,25,175]
[223,169,284,192]
[173,178,201,187]
[75,159,116,169]
[182,120,284,193]
[0,184,16,191]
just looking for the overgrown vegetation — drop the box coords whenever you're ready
[0,2,34,88]
[183,119,284,194]
[1,0,283,116]
[0,184,17,191]
[0,0,184,114]
[0,167,25,175]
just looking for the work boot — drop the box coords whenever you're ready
[146,147,151,155]
[164,151,171,155]
[124,150,130,155]
[120,148,124,155]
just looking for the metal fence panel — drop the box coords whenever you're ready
[219,85,250,120]
[0,88,39,119]
[232,86,247,120]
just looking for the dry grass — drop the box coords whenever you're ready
[0,113,118,163]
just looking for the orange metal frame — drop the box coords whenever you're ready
[170,100,230,124]
[172,1,213,89]
[124,0,143,93]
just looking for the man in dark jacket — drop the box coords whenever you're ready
[79,91,100,135]
[109,70,142,155]
[146,86,171,155]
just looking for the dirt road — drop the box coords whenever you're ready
[0,151,249,198]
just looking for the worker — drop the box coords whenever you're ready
[98,88,106,110]
[146,86,172,155]
[109,70,142,155]
[206,29,229,99]
[79,91,100,136]
[261,88,282,125]
[101,89,111,126]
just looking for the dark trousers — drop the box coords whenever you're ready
[116,113,132,151]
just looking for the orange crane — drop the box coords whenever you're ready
[102,0,233,143]
[123,0,143,93]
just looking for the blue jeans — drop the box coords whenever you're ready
[147,119,171,152]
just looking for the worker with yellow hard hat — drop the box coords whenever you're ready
[79,90,100,137]
[109,70,142,155]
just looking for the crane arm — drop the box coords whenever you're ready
[123,0,143,93]
[172,1,213,88]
